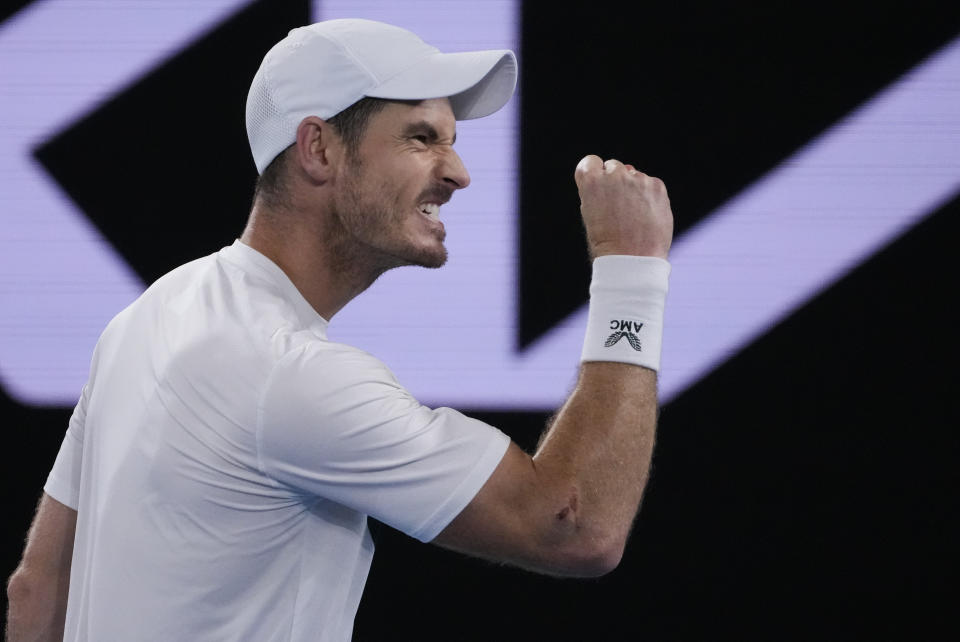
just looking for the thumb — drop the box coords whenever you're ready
[574,155,603,189]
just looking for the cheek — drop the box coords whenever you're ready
[342,154,426,220]
[379,170,422,211]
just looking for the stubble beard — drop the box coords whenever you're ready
[332,160,448,273]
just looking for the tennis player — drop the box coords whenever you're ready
[7,19,673,641]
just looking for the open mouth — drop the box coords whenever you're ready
[418,203,441,222]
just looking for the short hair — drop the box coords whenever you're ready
[326,96,390,159]
[252,97,389,209]
[252,145,291,211]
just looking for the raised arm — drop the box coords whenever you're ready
[434,155,673,577]
[6,493,77,641]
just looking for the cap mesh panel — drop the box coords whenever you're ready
[247,63,294,173]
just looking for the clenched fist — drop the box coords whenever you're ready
[575,155,674,260]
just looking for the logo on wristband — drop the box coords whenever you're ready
[605,320,643,351]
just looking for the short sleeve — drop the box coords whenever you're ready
[256,343,510,542]
[44,383,88,510]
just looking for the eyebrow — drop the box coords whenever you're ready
[402,120,456,145]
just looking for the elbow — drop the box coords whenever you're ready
[6,566,34,611]
[6,565,71,637]
[542,527,626,578]
[563,536,625,578]
[589,538,626,577]
[539,494,628,577]
[7,564,68,612]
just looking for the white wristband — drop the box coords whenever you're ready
[580,255,671,371]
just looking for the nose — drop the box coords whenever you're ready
[440,148,471,190]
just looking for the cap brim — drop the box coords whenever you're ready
[366,49,517,119]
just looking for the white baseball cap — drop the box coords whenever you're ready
[246,19,518,174]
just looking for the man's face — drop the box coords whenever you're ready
[330,98,470,270]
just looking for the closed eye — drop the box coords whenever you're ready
[402,120,457,146]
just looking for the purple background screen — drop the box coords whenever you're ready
[1,1,957,639]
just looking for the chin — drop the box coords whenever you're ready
[410,246,448,269]
[380,242,447,271]
[400,230,448,268]
[420,255,447,269]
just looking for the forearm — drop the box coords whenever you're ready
[533,361,658,563]
[527,218,669,565]
[434,156,672,577]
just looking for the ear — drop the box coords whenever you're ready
[293,116,342,183]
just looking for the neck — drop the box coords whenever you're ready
[240,201,386,320]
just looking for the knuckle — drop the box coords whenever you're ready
[579,154,601,167]
[577,170,598,187]
[575,157,606,185]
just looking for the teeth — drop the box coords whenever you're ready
[420,203,441,221]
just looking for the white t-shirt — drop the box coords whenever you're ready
[44,240,510,642]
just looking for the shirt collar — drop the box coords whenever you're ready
[219,239,329,338]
